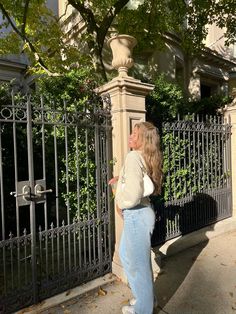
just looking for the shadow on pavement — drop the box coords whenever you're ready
[152,193,217,313]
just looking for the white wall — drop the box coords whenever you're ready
[204,24,233,60]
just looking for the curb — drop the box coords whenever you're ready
[15,273,116,314]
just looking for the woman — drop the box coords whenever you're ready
[109,121,163,314]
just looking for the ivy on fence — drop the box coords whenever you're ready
[161,115,231,202]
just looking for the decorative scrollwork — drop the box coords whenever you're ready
[0,230,31,249]
[1,107,12,120]
[101,93,112,112]
[15,108,27,120]
[163,119,231,133]
[0,105,28,122]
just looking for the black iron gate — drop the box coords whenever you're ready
[0,94,113,313]
[152,114,232,246]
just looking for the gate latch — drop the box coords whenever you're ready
[35,184,53,197]
[33,179,52,204]
[10,180,53,206]
[10,185,30,200]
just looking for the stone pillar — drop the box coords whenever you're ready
[224,88,236,216]
[98,35,154,280]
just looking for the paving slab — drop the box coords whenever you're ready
[33,279,132,314]
[155,230,236,314]
[19,229,236,314]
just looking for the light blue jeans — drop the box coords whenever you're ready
[119,205,155,314]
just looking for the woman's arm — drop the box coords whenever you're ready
[115,151,143,209]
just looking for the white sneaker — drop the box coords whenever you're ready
[129,296,158,308]
[122,305,135,314]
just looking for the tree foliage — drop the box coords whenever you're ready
[146,74,185,127]
[146,75,231,208]
[35,70,104,218]
[0,69,106,224]
[146,74,232,127]
[0,0,236,80]
[0,0,85,75]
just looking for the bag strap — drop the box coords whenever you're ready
[137,153,148,176]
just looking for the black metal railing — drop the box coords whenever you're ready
[151,114,232,246]
[0,94,113,313]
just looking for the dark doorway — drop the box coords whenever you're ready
[200,84,211,98]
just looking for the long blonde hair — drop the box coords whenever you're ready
[135,121,163,195]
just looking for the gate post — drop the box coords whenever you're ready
[98,35,154,280]
[224,89,236,216]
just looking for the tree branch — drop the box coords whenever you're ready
[21,0,30,35]
[99,0,130,43]
[67,0,130,81]
[67,0,99,33]
[0,2,56,75]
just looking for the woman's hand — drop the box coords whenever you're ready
[108,177,122,218]
[116,204,123,219]
[108,176,119,185]
[108,176,119,196]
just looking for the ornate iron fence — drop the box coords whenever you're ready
[0,94,113,313]
[151,114,232,246]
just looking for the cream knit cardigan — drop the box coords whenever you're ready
[115,150,151,210]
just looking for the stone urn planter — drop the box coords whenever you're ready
[107,34,137,77]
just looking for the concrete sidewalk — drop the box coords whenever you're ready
[19,225,236,314]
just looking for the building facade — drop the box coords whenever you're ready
[57,1,236,99]
[0,0,58,88]
[1,0,236,99]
